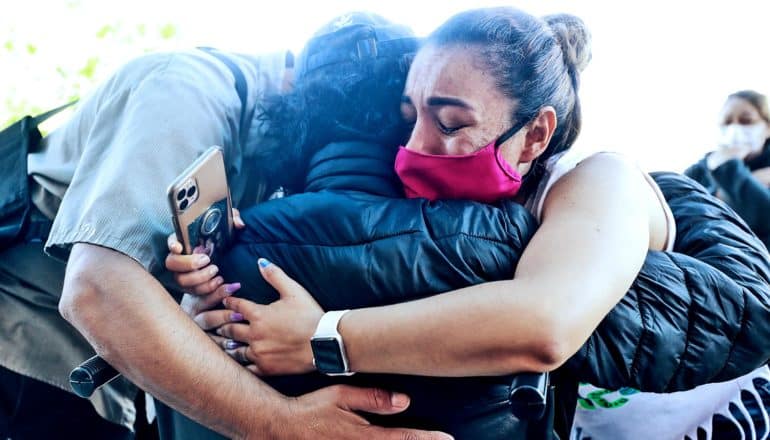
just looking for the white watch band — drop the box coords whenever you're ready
[314,310,351,338]
[312,310,354,376]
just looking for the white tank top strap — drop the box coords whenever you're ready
[524,151,583,222]
[641,170,677,252]
[524,152,677,252]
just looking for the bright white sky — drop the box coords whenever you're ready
[2,0,770,171]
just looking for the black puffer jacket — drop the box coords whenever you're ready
[224,142,543,439]
[685,146,770,249]
[563,171,770,390]
[222,142,770,438]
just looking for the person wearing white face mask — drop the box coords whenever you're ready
[686,90,770,249]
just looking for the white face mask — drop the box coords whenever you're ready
[718,123,768,153]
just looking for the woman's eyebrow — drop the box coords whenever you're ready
[426,96,474,110]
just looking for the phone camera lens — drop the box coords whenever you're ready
[188,186,197,197]
[201,208,222,236]
[177,189,187,201]
[180,199,189,210]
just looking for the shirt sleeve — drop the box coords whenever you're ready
[45,52,240,274]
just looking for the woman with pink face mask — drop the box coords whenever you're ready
[166,8,770,439]
[686,90,770,249]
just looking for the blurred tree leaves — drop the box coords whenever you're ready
[159,24,177,40]
[78,57,100,80]
[2,6,180,129]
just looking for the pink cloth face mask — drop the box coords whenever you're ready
[394,141,523,204]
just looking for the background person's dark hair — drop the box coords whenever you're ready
[258,29,413,193]
[727,90,770,153]
[426,7,591,197]
[728,90,770,124]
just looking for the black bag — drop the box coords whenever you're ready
[0,102,75,248]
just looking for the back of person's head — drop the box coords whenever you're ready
[425,7,591,194]
[261,12,418,192]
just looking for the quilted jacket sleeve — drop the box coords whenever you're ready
[222,193,539,310]
[564,172,770,392]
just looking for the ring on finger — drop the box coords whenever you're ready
[231,346,249,364]
[225,339,244,351]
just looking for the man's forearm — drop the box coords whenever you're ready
[60,244,285,438]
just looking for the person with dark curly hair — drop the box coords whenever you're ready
[52,12,448,440]
[167,7,770,439]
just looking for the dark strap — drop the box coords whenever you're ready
[32,100,78,126]
[198,47,251,149]
[0,101,76,246]
[23,205,52,243]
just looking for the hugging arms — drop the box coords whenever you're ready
[169,8,770,438]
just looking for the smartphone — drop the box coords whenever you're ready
[167,146,233,263]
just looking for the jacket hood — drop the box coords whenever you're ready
[304,141,404,197]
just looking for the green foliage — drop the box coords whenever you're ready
[3,98,44,129]
[2,9,182,130]
[78,57,99,80]
[95,24,115,39]
[159,23,177,40]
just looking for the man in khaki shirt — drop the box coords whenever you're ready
[2,47,288,438]
[2,13,450,440]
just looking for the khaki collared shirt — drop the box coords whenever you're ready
[1,48,286,429]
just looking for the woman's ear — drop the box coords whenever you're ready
[520,106,557,163]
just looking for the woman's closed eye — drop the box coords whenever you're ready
[436,119,466,135]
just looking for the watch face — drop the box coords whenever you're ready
[311,337,346,374]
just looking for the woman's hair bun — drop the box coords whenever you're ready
[543,13,592,74]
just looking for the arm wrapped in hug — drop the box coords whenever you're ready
[220,192,542,437]
[565,172,770,392]
[218,168,770,434]
[224,194,537,309]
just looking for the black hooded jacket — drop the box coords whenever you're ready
[221,141,770,438]
[685,145,770,249]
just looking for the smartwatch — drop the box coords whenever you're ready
[311,310,354,376]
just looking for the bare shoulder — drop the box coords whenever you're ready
[542,152,649,219]
[573,152,640,175]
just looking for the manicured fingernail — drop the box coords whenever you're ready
[230,312,244,321]
[258,258,271,268]
[224,282,241,294]
[196,254,210,266]
[225,340,242,350]
[193,245,206,254]
[209,265,219,276]
[391,392,409,408]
